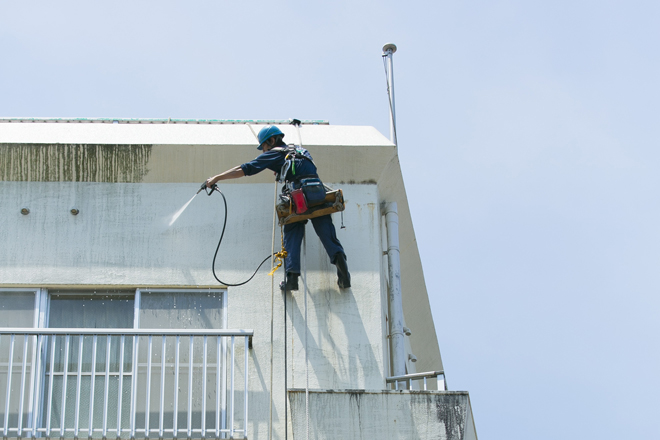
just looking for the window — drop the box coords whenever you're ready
[0,288,227,438]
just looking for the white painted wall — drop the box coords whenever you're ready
[0,180,386,438]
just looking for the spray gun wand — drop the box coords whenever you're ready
[197,182,218,195]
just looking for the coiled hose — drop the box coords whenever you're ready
[205,185,275,286]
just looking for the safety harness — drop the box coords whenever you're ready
[273,144,316,187]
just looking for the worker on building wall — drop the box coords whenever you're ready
[205,125,351,291]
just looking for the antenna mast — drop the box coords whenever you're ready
[382,43,398,146]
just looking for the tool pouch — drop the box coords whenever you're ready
[291,189,308,214]
[300,178,326,207]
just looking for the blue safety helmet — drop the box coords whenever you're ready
[257,125,284,150]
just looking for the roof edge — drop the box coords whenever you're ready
[0,117,329,125]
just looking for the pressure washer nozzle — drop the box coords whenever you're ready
[198,181,218,195]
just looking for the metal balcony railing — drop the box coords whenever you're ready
[0,328,252,439]
[386,370,447,391]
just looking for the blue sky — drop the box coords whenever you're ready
[2,1,659,438]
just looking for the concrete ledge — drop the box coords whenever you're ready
[288,389,477,440]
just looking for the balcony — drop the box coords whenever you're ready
[0,328,252,439]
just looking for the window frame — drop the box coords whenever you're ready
[0,287,228,331]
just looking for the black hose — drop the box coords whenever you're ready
[209,186,275,286]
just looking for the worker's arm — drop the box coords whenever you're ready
[206,150,282,187]
[206,166,245,187]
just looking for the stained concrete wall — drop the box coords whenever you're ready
[0,180,385,439]
[289,390,477,440]
[0,124,442,376]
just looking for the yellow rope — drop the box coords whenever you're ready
[268,227,287,276]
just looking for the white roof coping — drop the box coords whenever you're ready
[0,117,329,125]
[0,121,392,147]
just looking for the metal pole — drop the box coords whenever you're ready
[46,336,55,438]
[244,336,249,439]
[118,335,126,437]
[146,335,153,437]
[159,336,166,439]
[17,335,29,438]
[382,43,398,146]
[229,336,235,437]
[89,335,98,438]
[215,336,221,439]
[26,333,38,437]
[60,335,70,439]
[130,335,139,439]
[187,336,193,439]
[4,335,14,437]
[202,336,208,439]
[30,335,44,439]
[2,335,14,437]
[74,336,83,438]
[173,336,180,438]
[102,335,111,438]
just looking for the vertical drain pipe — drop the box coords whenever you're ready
[383,43,406,383]
[385,202,406,380]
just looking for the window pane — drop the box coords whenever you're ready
[0,291,36,432]
[48,293,134,371]
[139,291,223,329]
[0,291,36,328]
[49,293,134,329]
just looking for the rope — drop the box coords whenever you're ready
[303,232,310,440]
[245,123,260,142]
[268,181,278,440]
[284,239,288,440]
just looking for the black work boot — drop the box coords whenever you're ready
[335,253,351,289]
[279,272,299,292]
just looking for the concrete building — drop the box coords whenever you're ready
[0,118,477,439]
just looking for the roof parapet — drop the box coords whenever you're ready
[0,117,329,125]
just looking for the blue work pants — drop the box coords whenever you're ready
[283,215,345,274]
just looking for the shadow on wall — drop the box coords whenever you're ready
[286,285,381,390]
